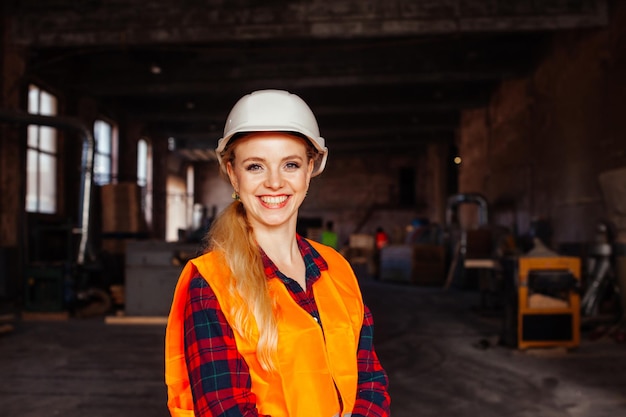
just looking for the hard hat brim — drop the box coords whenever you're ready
[216,131,328,177]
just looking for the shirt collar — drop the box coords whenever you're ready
[260,234,329,284]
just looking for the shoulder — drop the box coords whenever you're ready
[186,250,235,305]
[305,238,352,270]
[187,250,226,285]
[189,274,210,290]
[187,271,221,312]
[305,238,342,259]
[306,238,360,291]
[189,250,229,281]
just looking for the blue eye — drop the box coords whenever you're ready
[285,162,301,170]
[246,163,262,171]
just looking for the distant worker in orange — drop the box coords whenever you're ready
[374,227,390,280]
[375,227,389,250]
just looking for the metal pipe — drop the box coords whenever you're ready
[445,192,489,226]
[0,110,94,265]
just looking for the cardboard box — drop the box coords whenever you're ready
[101,183,145,233]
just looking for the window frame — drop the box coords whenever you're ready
[137,137,153,228]
[93,118,118,186]
[25,84,59,214]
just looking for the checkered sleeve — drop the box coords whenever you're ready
[183,274,265,417]
[352,304,391,417]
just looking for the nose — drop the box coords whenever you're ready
[264,167,284,189]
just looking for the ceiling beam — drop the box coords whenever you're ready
[166,125,457,145]
[11,0,608,47]
[131,101,476,123]
[73,70,507,97]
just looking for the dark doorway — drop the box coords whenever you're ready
[398,168,416,207]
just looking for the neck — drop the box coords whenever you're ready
[249,210,297,250]
[254,226,300,264]
[253,221,307,289]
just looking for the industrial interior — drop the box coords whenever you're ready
[1,1,626,416]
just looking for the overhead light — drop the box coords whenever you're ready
[150,64,162,75]
[454,156,462,165]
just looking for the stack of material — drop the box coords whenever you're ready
[380,244,446,285]
[528,293,569,309]
[100,182,146,234]
[348,234,375,262]
[345,234,376,280]
[380,245,413,283]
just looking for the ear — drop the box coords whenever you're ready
[306,157,315,183]
[226,161,238,191]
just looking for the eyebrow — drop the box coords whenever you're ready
[240,154,305,164]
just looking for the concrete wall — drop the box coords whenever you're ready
[458,2,626,247]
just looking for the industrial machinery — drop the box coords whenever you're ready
[581,221,620,319]
[444,193,499,295]
[517,256,581,350]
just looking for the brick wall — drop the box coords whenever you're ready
[193,146,447,248]
[458,2,626,245]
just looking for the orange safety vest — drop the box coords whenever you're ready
[165,239,364,417]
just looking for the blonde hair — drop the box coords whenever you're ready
[206,132,320,371]
[207,201,277,371]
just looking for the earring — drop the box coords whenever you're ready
[232,191,240,201]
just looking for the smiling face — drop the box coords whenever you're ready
[226,132,315,232]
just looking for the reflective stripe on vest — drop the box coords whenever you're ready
[165,239,363,417]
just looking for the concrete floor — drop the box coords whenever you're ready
[1,280,625,417]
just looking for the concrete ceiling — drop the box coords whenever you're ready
[6,0,609,160]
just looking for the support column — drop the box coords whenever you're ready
[427,141,449,225]
[151,134,168,240]
[0,5,27,299]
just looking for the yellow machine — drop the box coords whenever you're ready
[517,257,581,350]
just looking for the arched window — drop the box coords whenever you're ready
[26,85,58,214]
[186,165,195,230]
[137,138,153,227]
[93,119,118,185]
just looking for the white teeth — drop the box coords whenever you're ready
[261,195,288,204]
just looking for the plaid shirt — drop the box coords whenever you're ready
[183,235,390,416]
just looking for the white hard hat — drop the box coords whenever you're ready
[215,89,328,176]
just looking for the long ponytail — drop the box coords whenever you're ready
[207,200,278,371]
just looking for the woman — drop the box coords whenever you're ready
[165,90,390,417]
